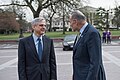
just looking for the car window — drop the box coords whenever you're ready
[64,35,76,41]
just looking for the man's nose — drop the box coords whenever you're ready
[42,26,46,30]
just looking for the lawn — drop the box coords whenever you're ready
[0,33,31,40]
[0,32,77,40]
[99,30,120,36]
[0,30,119,40]
[46,31,77,38]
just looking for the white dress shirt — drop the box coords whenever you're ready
[32,33,43,53]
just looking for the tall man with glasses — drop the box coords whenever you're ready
[18,17,57,80]
[69,11,106,80]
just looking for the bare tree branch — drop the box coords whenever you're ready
[24,0,36,15]
[42,0,50,6]
[0,3,27,7]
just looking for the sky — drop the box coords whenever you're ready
[86,0,120,9]
[1,0,119,9]
[0,0,120,21]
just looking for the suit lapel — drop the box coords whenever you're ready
[41,35,49,62]
[27,35,40,61]
[73,24,90,52]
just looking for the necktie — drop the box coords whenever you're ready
[37,38,42,61]
[76,32,81,43]
[74,32,81,45]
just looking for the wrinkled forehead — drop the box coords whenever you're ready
[39,20,46,24]
[69,15,73,21]
[69,13,72,18]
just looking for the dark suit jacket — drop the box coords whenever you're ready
[18,35,57,80]
[73,24,106,80]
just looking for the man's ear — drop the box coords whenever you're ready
[32,26,35,29]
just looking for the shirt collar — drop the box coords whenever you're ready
[32,33,42,42]
[80,22,88,34]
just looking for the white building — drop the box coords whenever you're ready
[52,17,70,31]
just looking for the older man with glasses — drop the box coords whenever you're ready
[69,10,106,80]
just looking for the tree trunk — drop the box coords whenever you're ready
[48,17,52,32]
[62,3,65,34]
[33,12,40,18]
[48,13,55,32]
[63,13,65,34]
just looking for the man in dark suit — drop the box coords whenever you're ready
[18,17,57,80]
[69,11,106,80]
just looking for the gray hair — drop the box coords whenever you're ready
[31,16,46,26]
[71,10,86,21]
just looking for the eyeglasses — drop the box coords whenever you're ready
[39,24,46,27]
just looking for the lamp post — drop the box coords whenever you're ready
[106,10,109,30]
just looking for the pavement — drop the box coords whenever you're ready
[0,40,120,49]
[102,41,120,46]
[0,40,120,80]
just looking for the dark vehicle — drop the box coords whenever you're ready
[62,34,77,51]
